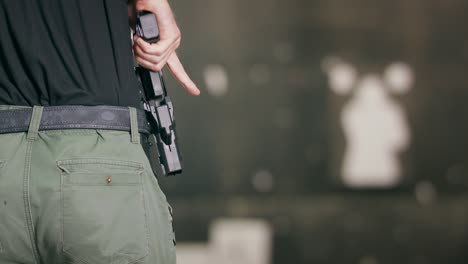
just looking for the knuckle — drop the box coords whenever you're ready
[138,60,147,68]
[153,48,164,56]
[174,36,181,48]
[144,44,158,55]
[140,43,150,53]
[150,58,160,66]
[133,46,142,54]
[175,30,181,40]
[174,32,181,43]
[153,64,163,72]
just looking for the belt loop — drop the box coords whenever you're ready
[129,107,140,144]
[27,105,44,141]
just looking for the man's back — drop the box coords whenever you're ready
[0,1,199,262]
[0,0,141,108]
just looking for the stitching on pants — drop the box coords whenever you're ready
[23,139,41,263]
[0,157,5,251]
[138,171,151,261]
[58,162,149,264]
[59,168,93,264]
[118,170,150,264]
[60,162,64,261]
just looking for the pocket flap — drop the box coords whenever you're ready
[57,159,144,185]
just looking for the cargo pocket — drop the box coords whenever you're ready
[57,159,149,264]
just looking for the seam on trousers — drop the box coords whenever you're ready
[115,170,150,264]
[23,139,41,264]
[139,171,151,260]
[59,162,65,260]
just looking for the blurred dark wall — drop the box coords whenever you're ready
[158,0,468,263]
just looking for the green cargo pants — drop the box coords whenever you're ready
[0,105,176,264]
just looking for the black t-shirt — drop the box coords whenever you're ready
[0,0,142,109]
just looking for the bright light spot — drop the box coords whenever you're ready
[384,62,414,94]
[415,181,437,205]
[177,219,273,264]
[249,64,271,85]
[203,64,229,97]
[176,244,210,264]
[210,219,272,264]
[252,169,274,193]
[273,42,295,63]
[322,57,357,95]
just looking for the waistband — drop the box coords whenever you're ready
[0,105,152,136]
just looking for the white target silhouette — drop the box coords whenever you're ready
[324,58,413,188]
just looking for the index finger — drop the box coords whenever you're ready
[167,53,200,96]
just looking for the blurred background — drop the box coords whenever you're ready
[159,0,468,263]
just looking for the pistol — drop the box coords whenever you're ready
[135,11,183,176]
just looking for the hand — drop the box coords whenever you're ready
[132,0,200,96]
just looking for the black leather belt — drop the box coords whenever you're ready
[0,105,152,135]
